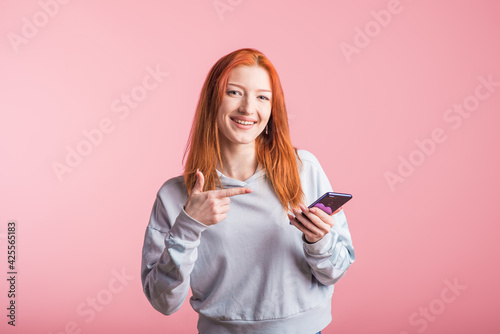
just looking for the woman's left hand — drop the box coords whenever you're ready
[288,204,342,244]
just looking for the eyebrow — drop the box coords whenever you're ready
[227,83,272,93]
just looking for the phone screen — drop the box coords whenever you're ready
[308,192,352,215]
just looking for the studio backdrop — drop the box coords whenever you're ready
[1,0,499,333]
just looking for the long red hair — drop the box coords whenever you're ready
[182,48,306,214]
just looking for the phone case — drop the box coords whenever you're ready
[308,192,352,215]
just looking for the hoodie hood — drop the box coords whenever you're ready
[215,164,267,188]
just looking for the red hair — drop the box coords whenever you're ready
[182,48,306,214]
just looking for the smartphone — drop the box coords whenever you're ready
[304,192,352,216]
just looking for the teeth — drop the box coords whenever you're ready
[233,118,255,125]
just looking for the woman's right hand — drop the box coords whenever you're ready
[184,169,253,226]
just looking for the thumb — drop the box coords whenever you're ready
[191,168,205,194]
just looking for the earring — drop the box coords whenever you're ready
[265,124,268,135]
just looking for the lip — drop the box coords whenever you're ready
[230,117,256,129]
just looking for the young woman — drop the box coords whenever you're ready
[140,48,355,334]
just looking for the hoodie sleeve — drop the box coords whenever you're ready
[140,189,208,315]
[299,151,356,286]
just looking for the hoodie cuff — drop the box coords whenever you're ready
[303,230,337,255]
[167,207,209,243]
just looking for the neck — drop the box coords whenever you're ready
[216,141,258,181]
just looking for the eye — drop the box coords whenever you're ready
[227,90,241,96]
[258,96,270,101]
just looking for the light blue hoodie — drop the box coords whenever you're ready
[141,149,355,334]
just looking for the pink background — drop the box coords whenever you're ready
[1,0,499,333]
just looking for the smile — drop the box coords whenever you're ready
[231,117,256,129]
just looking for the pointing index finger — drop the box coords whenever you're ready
[215,187,253,198]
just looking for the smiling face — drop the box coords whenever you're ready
[216,65,272,152]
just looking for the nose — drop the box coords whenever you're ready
[238,96,257,115]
